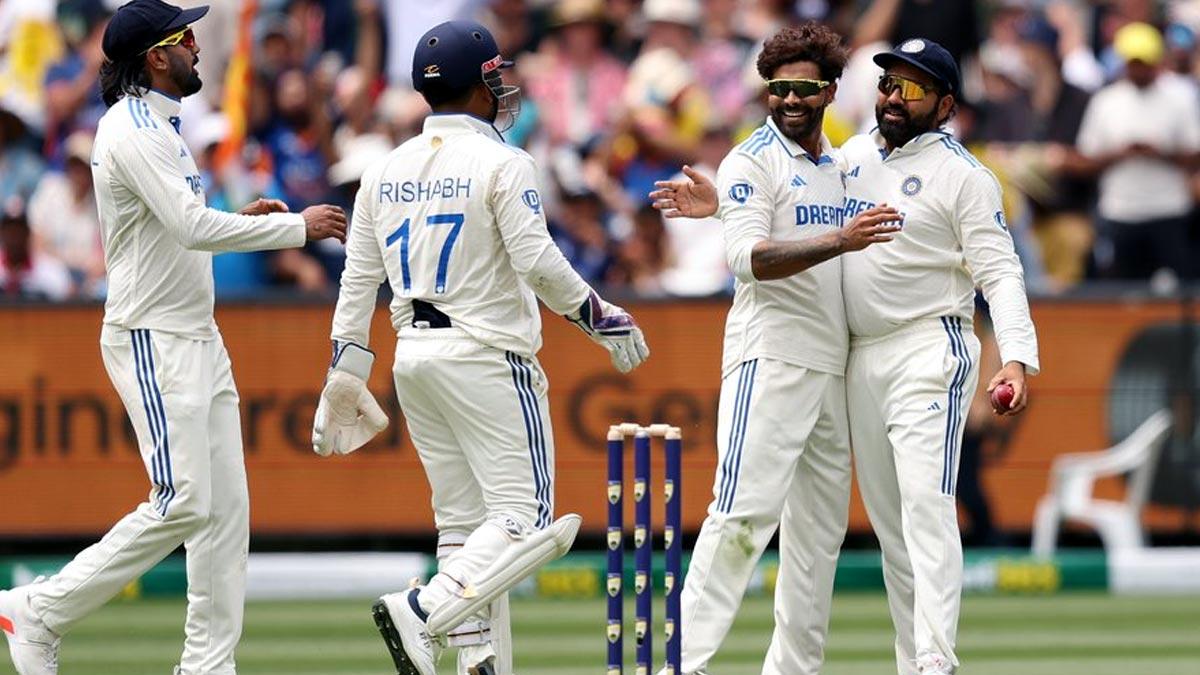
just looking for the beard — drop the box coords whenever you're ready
[168,50,202,97]
[769,99,823,145]
[876,100,939,148]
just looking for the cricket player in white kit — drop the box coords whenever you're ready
[650,24,901,675]
[0,2,348,675]
[839,41,1039,675]
[309,21,649,675]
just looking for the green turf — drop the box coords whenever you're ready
[2,593,1197,674]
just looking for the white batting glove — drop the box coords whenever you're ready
[312,342,389,456]
[566,291,650,373]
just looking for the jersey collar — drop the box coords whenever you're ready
[765,117,836,166]
[140,89,183,121]
[872,126,954,159]
[423,113,505,143]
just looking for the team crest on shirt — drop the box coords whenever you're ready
[729,183,753,204]
[901,175,923,196]
[522,189,542,215]
[994,210,1008,230]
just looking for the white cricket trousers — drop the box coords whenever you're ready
[847,317,980,675]
[392,326,556,675]
[29,326,249,675]
[679,358,851,675]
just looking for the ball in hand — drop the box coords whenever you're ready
[990,383,1015,412]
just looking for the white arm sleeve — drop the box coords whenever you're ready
[114,127,306,252]
[717,152,774,283]
[956,169,1041,375]
[331,180,387,348]
[490,154,591,315]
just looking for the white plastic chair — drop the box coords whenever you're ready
[1031,409,1173,558]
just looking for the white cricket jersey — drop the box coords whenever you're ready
[839,130,1040,373]
[716,118,848,377]
[91,90,306,339]
[331,114,592,356]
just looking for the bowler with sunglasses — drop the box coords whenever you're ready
[652,23,901,675]
[0,2,347,674]
[839,39,1040,675]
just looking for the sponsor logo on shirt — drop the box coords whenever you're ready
[728,183,753,204]
[522,189,542,215]
[794,203,845,227]
[790,174,807,188]
[994,210,1008,231]
[185,174,203,195]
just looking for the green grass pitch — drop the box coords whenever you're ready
[3,593,1197,674]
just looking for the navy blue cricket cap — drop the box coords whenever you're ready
[411,20,512,94]
[102,0,209,62]
[874,38,961,97]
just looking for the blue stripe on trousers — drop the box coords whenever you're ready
[133,330,175,515]
[716,359,757,513]
[940,318,969,495]
[505,352,552,529]
[131,330,163,512]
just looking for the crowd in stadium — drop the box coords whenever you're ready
[0,0,1197,301]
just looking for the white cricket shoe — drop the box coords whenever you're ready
[0,585,60,675]
[373,588,438,675]
[916,653,953,674]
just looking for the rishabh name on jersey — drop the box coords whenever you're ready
[715,117,849,378]
[355,114,552,356]
[838,130,1038,372]
[91,90,304,338]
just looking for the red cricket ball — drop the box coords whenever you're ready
[991,383,1015,411]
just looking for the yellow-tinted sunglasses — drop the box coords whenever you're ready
[877,74,935,101]
[146,26,195,53]
[765,78,831,98]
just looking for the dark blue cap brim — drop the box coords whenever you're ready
[873,52,954,94]
[166,5,209,32]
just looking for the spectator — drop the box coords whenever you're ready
[524,0,627,151]
[27,130,104,297]
[193,114,277,298]
[1076,22,1200,281]
[42,3,108,165]
[0,200,71,301]
[854,0,981,68]
[261,68,335,210]
[615,0,711,202]
[0,106,45,205]
[548,187,615,286]
[610,203,668,296]
[659,123,733,297]
[694,0,756,125]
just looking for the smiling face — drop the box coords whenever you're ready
[875,62,953,149]
[767,60,834,145]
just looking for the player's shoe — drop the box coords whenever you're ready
[373,588,438,675]
[0,584,60,675]
[916,653,953,674]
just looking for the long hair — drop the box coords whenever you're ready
[99,57,150,106]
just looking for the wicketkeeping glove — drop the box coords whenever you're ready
[312,342,389,456]
[566,291,650,373]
